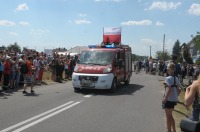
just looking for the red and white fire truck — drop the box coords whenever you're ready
[72,42,132,92]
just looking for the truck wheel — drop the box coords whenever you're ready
[124,77,130,85]
[74,87,80,92]
[110,78,117,93]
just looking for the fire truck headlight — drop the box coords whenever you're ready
[103,66,112,73]
[74,66,78,72]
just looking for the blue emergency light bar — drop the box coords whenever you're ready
[88,43,116,48]
[105,44,115,48]
[88,45,98,48]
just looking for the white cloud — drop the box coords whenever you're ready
[188,3,200,16]
[30,29,49,35]
[156,21,164,26]
[148,1,181,11]
[0,20,16,26]
[19,21,30,26]
[16,3,29,11]
[141,39,154,45]
[95,0,123,2]
[9,32,18,36]
[75,19,91,24]
[121,20,152,26]
[79,13,87,17]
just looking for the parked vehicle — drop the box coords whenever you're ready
[72,43,132,92]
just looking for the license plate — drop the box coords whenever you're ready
[81,79,92,86]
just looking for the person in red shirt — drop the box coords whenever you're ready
[3,56,11,91]
[22,56,35,94]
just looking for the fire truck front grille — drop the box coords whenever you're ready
[79,76,98,82]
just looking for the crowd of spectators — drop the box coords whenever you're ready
[0,48,78,93]
[134,56,200,87]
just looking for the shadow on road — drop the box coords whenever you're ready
[24,93,41,97]
[75,83,144,96]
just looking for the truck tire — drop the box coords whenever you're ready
[74,87,80,92]
[124,77,130,85]
[110,78,117,93]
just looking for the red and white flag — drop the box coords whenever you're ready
[103,27,121,43]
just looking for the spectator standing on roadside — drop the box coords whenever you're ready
[0,56,3,85]
[38,56,45,85]
[64,58,69,79]
[188,64,194,85]
[138,59,142,73]
[15,58,21,88]
[9,54,16,89]
[33,56,39,85]
[145,60,149,74]
[162,63,181,132]
[3,56,11,91]
[185,76,200,121]
[22,56,35,94]
[69,56,76,78]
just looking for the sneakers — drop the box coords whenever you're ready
[22,91,28,94]
[31,90,35,93]
[22,90,35,94]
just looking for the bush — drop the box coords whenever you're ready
[196,60,200,65]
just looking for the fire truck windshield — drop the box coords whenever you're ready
[78,50,114,65]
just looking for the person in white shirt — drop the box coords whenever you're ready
[33,56,39,85]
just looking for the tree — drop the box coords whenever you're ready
[193,34,200,50]
[172,40,181,57]
[7,42,21,53]
[155,51,170,61]
[182,43,193,64]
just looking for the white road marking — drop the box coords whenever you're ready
[0,101,74,132]
[84,94,94,98]
[13,101,81,132]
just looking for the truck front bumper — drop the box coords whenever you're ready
[72,73,114,89]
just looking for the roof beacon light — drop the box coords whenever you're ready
[106,43,115,48]
[88,45,97,48]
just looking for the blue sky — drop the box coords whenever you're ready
[0,0,200,57]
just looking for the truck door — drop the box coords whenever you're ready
[116,50,125,82]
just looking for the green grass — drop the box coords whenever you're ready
[173,91,192,132]
[161,81,192,132]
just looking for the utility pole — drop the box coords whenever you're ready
[163,34,165,53]
[144,44,151,58]
[150,46,151,58]
[163,34,166,61]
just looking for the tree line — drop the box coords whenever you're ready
[132,35,200,64]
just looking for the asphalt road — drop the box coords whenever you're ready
[0,71,166,132]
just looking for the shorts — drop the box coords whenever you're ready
[24,75,33,84]
[10,71,16,80]
[162,101,177,109]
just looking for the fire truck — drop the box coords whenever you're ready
[72,42,132,92]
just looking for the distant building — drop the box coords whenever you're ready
[186,34,200,62]
[66,46,88,54]
[44,49,53,57]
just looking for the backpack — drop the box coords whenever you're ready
[21,63,28,74]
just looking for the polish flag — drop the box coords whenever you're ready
[103,27,121,43]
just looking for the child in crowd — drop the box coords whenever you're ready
[162,63,181,132]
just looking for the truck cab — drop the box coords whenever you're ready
[72,43,132,92]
